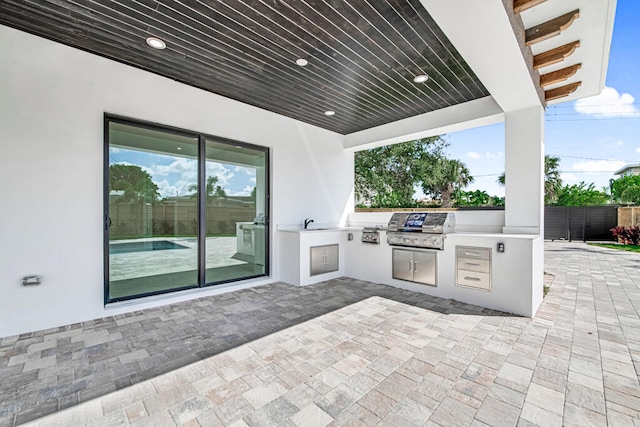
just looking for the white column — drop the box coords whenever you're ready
[503,106,544,235]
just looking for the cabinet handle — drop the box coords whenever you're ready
[464,262,480,267]
[413,260,418,273]
[464,276,481,281]
[464,251,482,257]
[408,261,412,272]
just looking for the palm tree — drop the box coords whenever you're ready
[544,155,562,204]
[497,155,562,204]
[188,176,227,203]
[421,158,474,208]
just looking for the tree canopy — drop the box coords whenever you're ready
[553,182,609,206]
[109,164,159,204]
[611,174,640,205]
[354,136,499,208]
[455,190,504,207]
[354,137,448,207]
[419,158,473,208]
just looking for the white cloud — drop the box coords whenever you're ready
[572,159,626,173]
[560,172,578,182]
[617,140,624,146]
[153,158,197,177]
[155,179,196,198]
[205,162,234,188]
[467,152,481,159]
[635,147,640,154]
[227,185,255,197]
[467,151,502,160]
[574,86,638,118]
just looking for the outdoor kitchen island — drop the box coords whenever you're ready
[278,211,543,318]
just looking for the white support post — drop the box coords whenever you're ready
[503,106,545,235]
[503,105,545,317]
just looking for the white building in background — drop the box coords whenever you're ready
[614,164,640,176]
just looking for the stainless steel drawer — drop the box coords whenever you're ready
[457,257,490,273]
[456,270,491,291]
[456,246,490,260]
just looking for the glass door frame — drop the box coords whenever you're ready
[103,114,270,304]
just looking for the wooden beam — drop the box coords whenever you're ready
[514,0,548,14]
[525,9,580,46]
[545,81,581,102]
[540,63,581,87]
[533,40,580,69]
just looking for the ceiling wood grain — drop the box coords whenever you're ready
[0,0,489,134]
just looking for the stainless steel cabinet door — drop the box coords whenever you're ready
[310,246,326,276]
[392,249,414,282]
[310,244,339,276]
[325,244,339,273]
[413,250,436,286]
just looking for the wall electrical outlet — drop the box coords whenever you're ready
[497,242,505,253]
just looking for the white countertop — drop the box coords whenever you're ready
[278,226,362,233]
[450,232,540,239]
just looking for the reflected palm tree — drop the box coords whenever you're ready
[188,176,227,204]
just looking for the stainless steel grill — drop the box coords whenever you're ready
[386,212,455,250]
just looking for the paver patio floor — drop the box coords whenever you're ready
[1,242,639,426]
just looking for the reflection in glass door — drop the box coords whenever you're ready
[105,117,269,303]
[204,140,268,284]
[106,121,199,301]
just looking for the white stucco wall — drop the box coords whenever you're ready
[0,26,354,337]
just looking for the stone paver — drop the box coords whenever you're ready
[0,242,639,426]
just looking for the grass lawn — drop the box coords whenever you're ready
[588,243,640,253]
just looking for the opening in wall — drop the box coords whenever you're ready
[104,115,269,303]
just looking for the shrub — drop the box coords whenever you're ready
[611,226,640,245]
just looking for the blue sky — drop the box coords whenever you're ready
[441,0,640,198]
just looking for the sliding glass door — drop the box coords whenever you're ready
[105,116,269,303]
[204,139,267,283]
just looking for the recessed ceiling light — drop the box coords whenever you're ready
[177,147,182,150]
[324,110,336,116]
[413,74,429,83]
[296,58,308,67]
[146,36,166,50]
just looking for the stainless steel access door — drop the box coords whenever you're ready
[392,248,436,286]
[413,250,436,286]
[392,248,414,282]
[310,244,339,276]
[310,246,326,276]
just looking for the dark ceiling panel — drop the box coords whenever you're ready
[0,0,489,134]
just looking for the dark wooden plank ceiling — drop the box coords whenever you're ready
[0,0,489,134]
